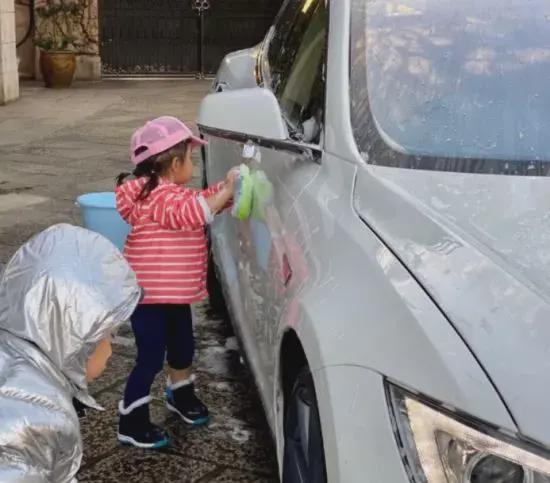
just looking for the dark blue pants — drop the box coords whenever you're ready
[123,304,194,406]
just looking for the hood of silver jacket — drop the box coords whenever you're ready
[0,223,141,394]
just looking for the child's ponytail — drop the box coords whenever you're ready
[116,172,131,186]
[115,159,159,199]
[116,140,188,199]
[137,170,159,201]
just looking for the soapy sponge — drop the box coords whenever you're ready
[250,170,273,221]
[231,164,254,220]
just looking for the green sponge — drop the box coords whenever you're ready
[250,171,273,221]
[231,164,254,220]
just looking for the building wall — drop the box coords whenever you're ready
[15,1,33,78]
[0,0,19,104]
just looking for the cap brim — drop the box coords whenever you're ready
[189,135,208,147]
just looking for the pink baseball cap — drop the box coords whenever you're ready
[130,116,207,165]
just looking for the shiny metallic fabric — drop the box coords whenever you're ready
[0,224,141,482]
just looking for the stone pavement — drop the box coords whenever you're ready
[0,81,278,482]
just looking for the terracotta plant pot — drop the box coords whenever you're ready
[40,51,76,88]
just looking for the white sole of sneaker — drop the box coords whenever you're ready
[117,433,169,449]
[166,402,209,426]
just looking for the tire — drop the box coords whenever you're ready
[283,368,327,483]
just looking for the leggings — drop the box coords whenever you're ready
[123,304,194,406]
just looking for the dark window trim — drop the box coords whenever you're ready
[198,124,323,163]
[348,0,550,177]
[263,0,330,147]
[320,0,330,148]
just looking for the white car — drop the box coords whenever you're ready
[198,0,550,481]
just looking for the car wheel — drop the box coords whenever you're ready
[283,368,327,483]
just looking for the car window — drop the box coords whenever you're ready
[350,0,550,175]
[267,0,298,71]
[267,0,327,144]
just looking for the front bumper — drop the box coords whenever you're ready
[314,365,410,482]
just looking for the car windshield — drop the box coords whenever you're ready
[350,0,550,174]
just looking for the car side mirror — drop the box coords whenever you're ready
[214,48,260,91]
[198,87,288,141]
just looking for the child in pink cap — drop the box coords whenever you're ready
[115,116,235,448]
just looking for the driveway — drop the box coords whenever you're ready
[0,81,278,482]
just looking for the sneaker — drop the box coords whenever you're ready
[118,396,170,449]
[166,376,210,426]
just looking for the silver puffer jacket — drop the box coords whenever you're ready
[0,224,141,482]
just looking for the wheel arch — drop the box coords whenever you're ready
[279,329,308,405]
[278,327,329,483]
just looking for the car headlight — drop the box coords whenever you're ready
[388,385,550,482]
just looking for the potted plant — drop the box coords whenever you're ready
[34,0,95,88]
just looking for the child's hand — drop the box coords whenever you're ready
[206,168,237,214]
[224,167,239,193]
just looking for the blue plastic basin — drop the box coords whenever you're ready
[76,192,130,252]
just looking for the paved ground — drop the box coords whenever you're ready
[0,81,278,482]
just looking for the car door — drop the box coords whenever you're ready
[238,0,328,411]
[200,2,297,417]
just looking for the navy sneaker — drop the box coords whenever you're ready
[118,396,170,449]
[166,378,210,426]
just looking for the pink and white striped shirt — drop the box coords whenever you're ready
[115,177,224,304]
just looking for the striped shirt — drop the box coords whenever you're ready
[115,177,224,304]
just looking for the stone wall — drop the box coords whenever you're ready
[0,0,19,104]
[16,0,100,80]
[75,0,100,80]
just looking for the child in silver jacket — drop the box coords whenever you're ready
[0,224,141,482]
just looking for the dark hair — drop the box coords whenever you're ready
[116,141,190,200]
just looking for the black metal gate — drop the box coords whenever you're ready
[99,0,282,76]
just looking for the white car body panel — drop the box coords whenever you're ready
[355,166,550,446]
[198,0,550,479]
